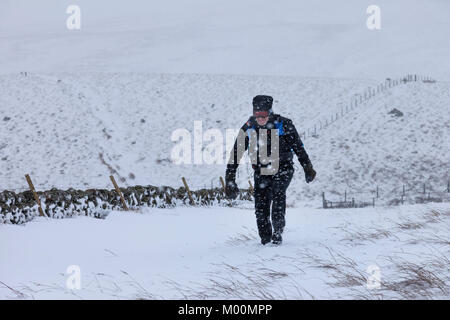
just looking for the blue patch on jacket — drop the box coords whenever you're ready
[275,121,284,136]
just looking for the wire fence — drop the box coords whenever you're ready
[323,180,450,208]
[300,74,436,141]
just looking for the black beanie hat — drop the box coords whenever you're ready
[253,95,273,112]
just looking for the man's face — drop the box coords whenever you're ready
[254,111,269,126]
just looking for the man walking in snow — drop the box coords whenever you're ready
[225,95,316,245]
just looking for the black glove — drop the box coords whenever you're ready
[225,180,239,199]
[303,162,316,183]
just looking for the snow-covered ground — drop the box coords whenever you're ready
[1,0,449,300]
[1,202,449,299]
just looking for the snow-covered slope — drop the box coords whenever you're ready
[0,73,449,207]
[296,80,450,205]
[0,73,376,191]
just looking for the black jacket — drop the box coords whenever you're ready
[226,113,312,181]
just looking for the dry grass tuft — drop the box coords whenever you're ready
[338,225,398,244]
[225,227,258,246]
[162,261,313,300]
[396,221,425,230]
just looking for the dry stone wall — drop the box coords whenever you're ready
[0,185,253,224]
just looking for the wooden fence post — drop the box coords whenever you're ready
[25,174,45,217]
[322,192,326,208]
[220,176,226,194]
[110,175,129,211]
[376,186,379,198]
[220,176,234,205]
[182,177,195,205]
[248,180,254,195]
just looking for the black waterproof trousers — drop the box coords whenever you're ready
[253,162,294,241]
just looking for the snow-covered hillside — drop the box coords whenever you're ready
[0,73,448,207]
[1,0,449,202]
[1,0,450,80]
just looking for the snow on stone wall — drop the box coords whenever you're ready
[0,186,253,224]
